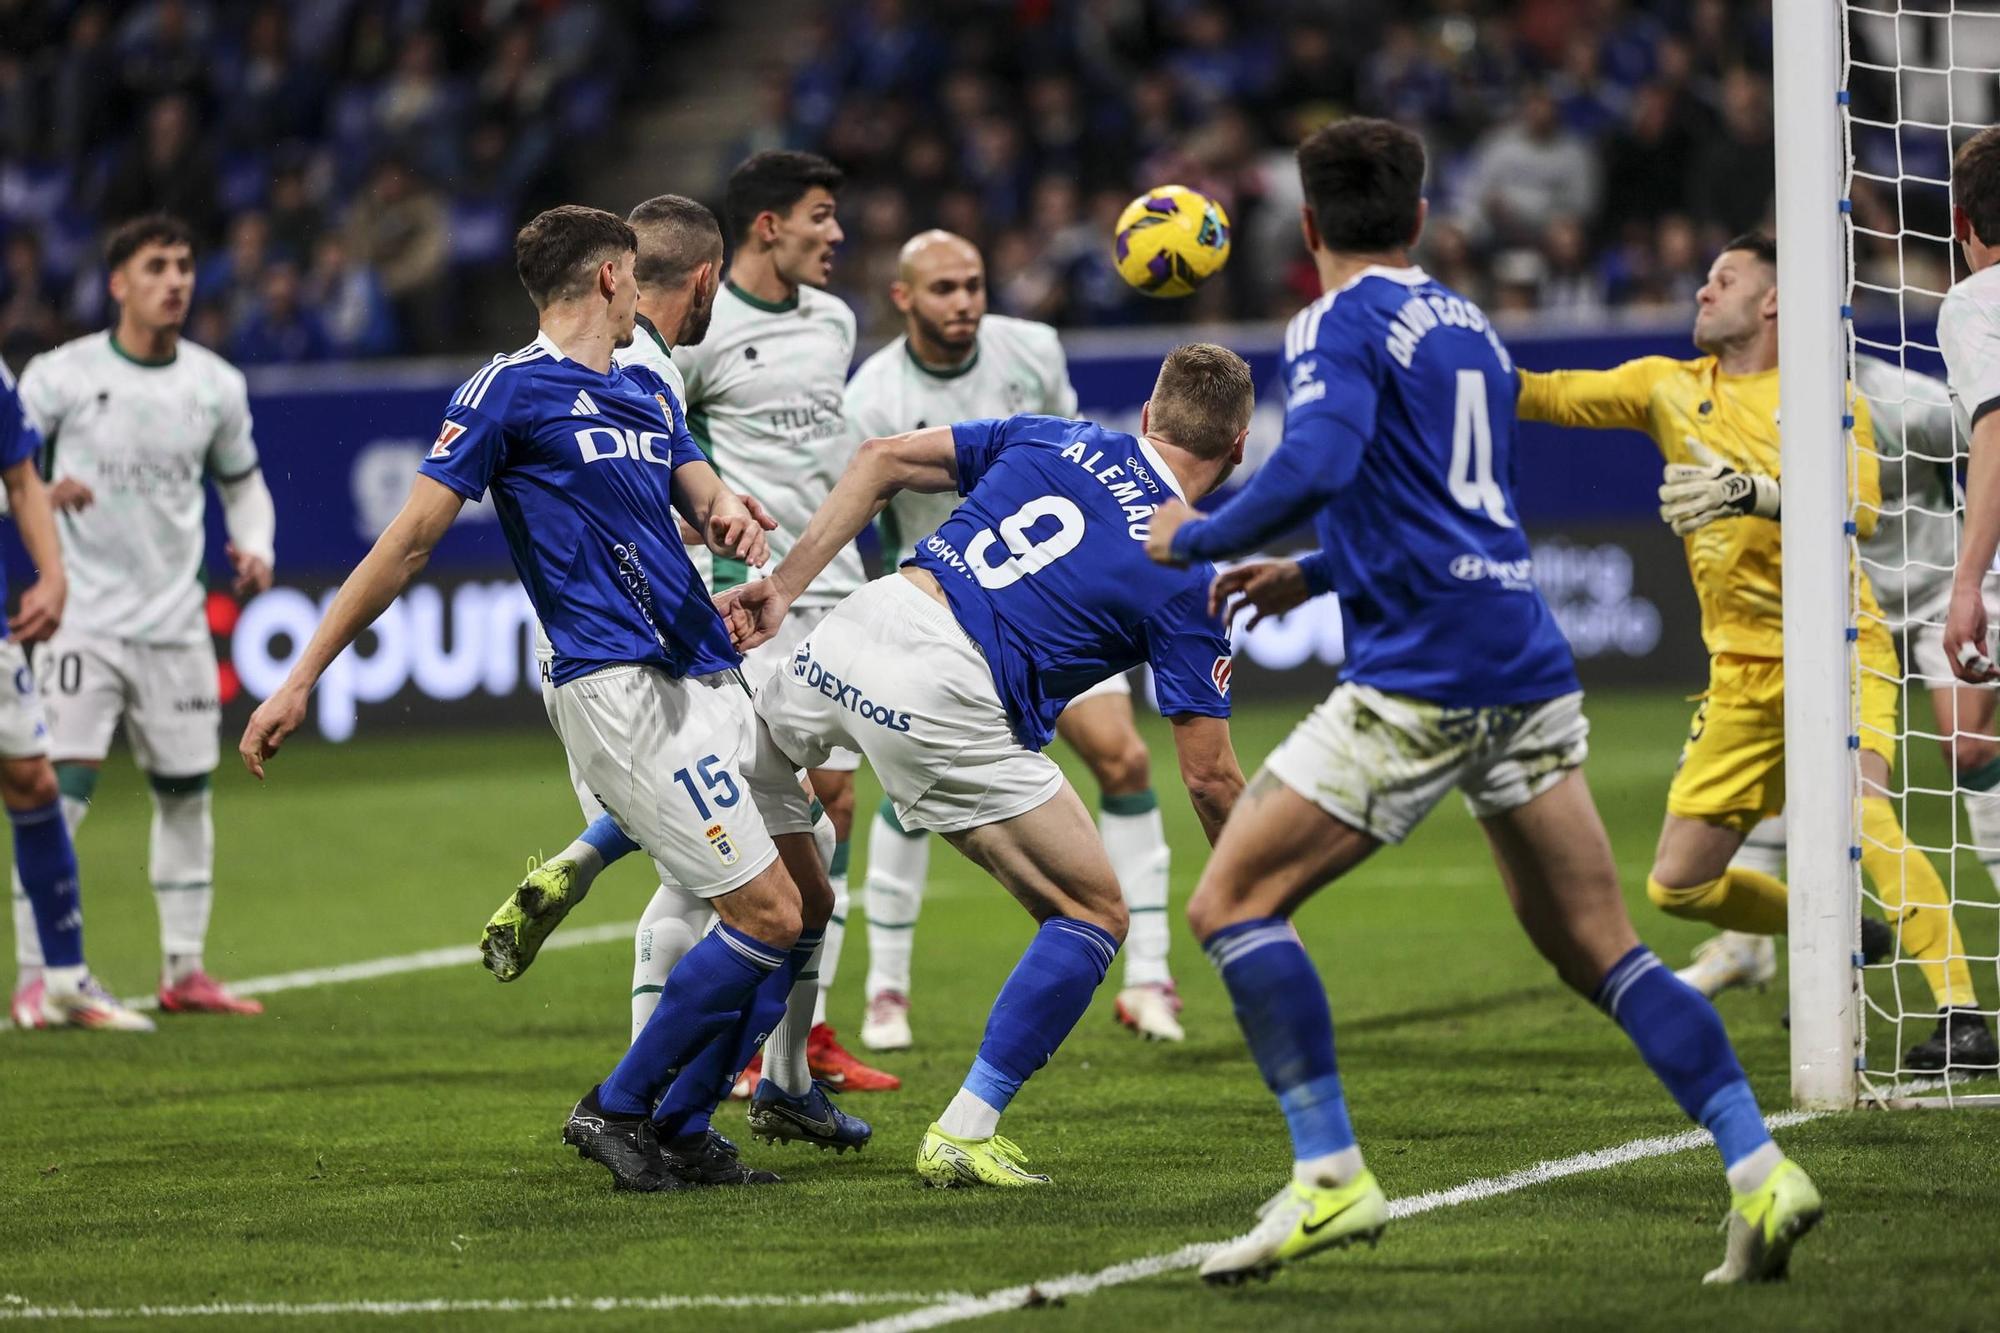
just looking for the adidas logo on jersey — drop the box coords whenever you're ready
[571,390,600,417]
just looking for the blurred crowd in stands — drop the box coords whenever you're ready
[0,0,1799,364]
[780,0,1783,337]
[0,0,698,366]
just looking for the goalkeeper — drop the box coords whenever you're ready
[1518,232,1993,1071]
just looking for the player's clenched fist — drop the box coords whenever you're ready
[1946,581,1999,682]
[1209,558,1309,627]
[239,683,309,780]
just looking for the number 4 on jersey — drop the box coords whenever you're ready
[1449,369,1514,528]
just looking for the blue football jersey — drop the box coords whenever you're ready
[419,332,739,684]
[1174,266,1577,706]
[0,363,42,640]
[910,415,1233,750]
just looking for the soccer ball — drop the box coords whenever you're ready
[1113,185,1232,298]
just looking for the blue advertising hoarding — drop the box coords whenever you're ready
[19,314,1872,741]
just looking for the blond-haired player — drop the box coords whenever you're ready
[1519,232,1993,1072]
[846,231,1185,1048]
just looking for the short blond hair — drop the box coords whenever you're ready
[1149,343,1254,459]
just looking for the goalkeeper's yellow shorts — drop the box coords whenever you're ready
[1666,633,1900,834]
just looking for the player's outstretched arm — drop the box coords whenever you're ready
[1168,713,1245,845]
[2,458,64,644]
[1514,362,1664,431]
[239,475,464,778]
[1948,410,2000,681]
[1148,421,1354,567]
[718,426,959,652]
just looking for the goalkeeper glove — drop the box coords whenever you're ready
[1657,461,1781,535]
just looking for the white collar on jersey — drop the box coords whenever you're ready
[1136,435,1187,501]
[533,330,564,361]
[1337,263,1431,293]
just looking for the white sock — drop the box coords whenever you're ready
[150,786,214,984]
[863,808,928,999]
[1730,812,1787,879]
[1294,1147,1367,1190]
[42,961,87,997]
[813,848,848,1027]
[764,938,824,1096]
[1102,794,1172,988]
[11,794,88,978]
[11,880,41,982]
[939,1086,1002,1140]
[1725,1141,1784,1195]
[630,882,710,1042]
[553,836,608,886]
[1961,770,2000,889]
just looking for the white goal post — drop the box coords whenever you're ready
[1777,0,2000,1110]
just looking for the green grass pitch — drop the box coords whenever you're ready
[2,690,1996,1332]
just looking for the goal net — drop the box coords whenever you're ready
[1779,0,2000,1108]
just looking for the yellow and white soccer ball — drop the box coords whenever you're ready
[1113,185,1232,298]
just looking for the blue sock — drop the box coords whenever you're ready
[1206,917,1355,1160]
[960,917,1118,1114]
[1596,945,1771,1167]
[580,812,639,865]
[653,928,822,1141]
[599,922,784,1116]
[11,801,83,968]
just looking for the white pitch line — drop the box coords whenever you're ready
[821,1108,1834,1333]
[2,920,641,1029]
[0,1291,969,1322]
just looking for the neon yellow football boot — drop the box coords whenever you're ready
[916,1124,1052,1188]
[1703,1158,1824,1284]
[1200,1170,1389,1285]
[480,856,589,982]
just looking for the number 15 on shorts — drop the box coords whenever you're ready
[673,754,743,867]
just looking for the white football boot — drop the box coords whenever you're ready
[1115,982,1186,1042]
[42,972,156,1032]
[861,989,912,1051]
[1674,932,1777,1000]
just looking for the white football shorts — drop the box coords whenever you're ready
[739,604,861,773]
[755,574,1065,835]
[0,639,51,759]
[1265,682,1590,845]
[545,664,811,899]
[39,629,219,774]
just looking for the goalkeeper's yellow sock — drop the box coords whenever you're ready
[1646,866,1789,934]
[1859,798,1978,1009]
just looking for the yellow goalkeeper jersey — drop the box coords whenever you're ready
[1517,357,1881,660]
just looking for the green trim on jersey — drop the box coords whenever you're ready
[905,340,980,380]
[107,332,177,368]
[685,408,715,461]
[635,312,674,361]
[725,280,798,314]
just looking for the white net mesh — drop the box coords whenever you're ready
[1843,0,2000,1101]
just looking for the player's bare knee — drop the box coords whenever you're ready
[1089,736,1153,797]
[813,774,856,841]
[0,758,57,810]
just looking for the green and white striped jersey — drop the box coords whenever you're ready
[675,281,860,606]
[1854,354,1958,629]
[844,314,1076,565]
